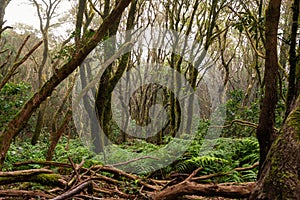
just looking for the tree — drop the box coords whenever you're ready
[250,96,300,199]
[95,0,137,147]
[31,0,62,145]
[255,0,281,177]
[285,0,300,117]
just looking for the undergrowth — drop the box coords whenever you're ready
[5,135,259,183]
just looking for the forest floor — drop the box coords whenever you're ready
[0,160,255,200]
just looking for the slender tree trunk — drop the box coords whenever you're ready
[256,0,281,177]
[285,0,300,117]
[31,100,48,145]
[31,0,54,145]
[46,110,72,161]
[0,0,132,168]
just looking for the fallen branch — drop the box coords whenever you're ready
[0,168,66,187]
[10,160,258,199]
[0,168,53,177]
[94,186,134,199]
[51,180,92,200]
[235,162,259,171]
[111,156,158,167]
[152,181,256,200]
[13,160,74,169]
[191,171,231,181]
[98,165,161,190]
[0,189,53,199]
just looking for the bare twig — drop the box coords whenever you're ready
[0,40,43,90]
[51,180,92,200]
[14,35,30,62]
[0,50,12,69]
[235,162,259,172]
[0,189,53,199]
[0,26,13,35]
[111,156,158,167]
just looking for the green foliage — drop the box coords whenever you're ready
[232,12,264,37]
[52,45,75,61]
[92,136,259,182]
[52,137,103,166]
[171,137,259,182]
[104,140,169,174]
[3,137,102,171]
[222,90,260,137]
[4,140,48,171]
[0,82,32,129]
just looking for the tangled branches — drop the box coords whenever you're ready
[0,159,257,199]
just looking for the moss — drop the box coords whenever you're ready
[34,174,62,186]
[287,102,300,140]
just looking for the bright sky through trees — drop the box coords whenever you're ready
[4,0,40,28]
[4,0,71,37]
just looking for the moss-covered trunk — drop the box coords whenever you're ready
[249,96,300,199]
[95,0,136,144]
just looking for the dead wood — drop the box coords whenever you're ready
[0,168,66,187]
[8,161,258,199]
[51,180,92,200]
[0,189,54,199]
[98,165,161,190]
[13,160,75,169]
[152,181,255,200]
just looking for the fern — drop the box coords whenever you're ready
[175,156,228,174]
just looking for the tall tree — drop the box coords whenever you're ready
[95,0,137,146]
[31,0,62,145]
[285,0,300,117]
[255,0,281,177]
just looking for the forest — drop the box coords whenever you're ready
[0,0,299,199]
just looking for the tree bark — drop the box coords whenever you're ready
[256,0,281,177]
[249,95,300,199]
[0,0,132,168]
[46,110,72,161]
[31,0,54,145]
[95,0,136,144]
[285,0,300,117]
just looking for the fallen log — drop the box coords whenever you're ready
[152,181,255,200]
[0,168,66,187]
[0,189,54,199]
